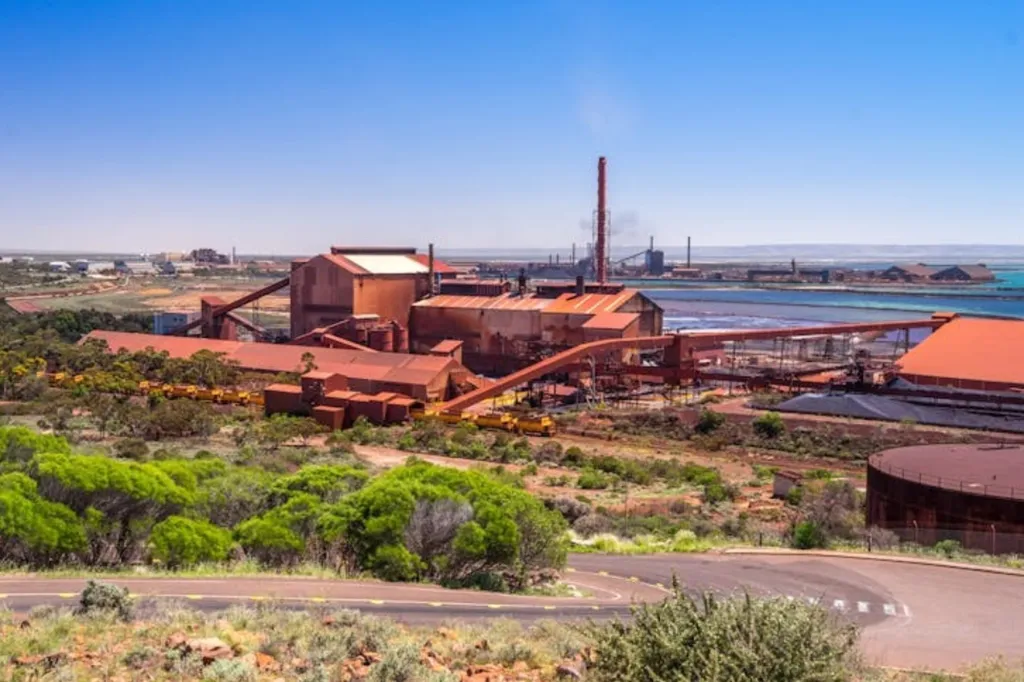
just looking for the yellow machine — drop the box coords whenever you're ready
[476,413,515,431]
[438,411,475,425]
[516,415,556,437]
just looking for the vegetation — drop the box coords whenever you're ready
[0,425,566,588]
[2,581,1014,681]
[584,581,859,682]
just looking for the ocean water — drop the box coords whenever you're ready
[647,276,1024,332]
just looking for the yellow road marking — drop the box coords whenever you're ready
[565,568,576,573]
[310,597,326,603]
[656,583,665,589]
[590,605,601,611]
[0,594,7,599]
[598,571,609,576]
[368,599,385,605]
[58,593,75,599]
[628,577,639,583]
[543,605,556,611]
[487,604,501,609]
[185,595,202,600]
[429,602,443,607]
[249,596,267,601]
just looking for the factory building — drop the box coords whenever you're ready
[409,285,663,374]
[82,330,466,401]
[289,247,448,338]
[882,264,936,281]
[930,264,995,282]
[896,316,1024,392]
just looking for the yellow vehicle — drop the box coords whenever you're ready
[438,411,475,425]
[168,385,197,399]
[248,392,264,406]
[516,415,556,437]
[50,372,66,386]
[195,387,222,402]
[476,413,515,431]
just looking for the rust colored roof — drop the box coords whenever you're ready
[869,444,1024,497]
[582,312,639,331]
[897,317,1024,387]
[412,293,550,311]
[4,299,43,313]
[266,383,302,394]
[409,254,459,274]
[83,331,458,388]
[542,289,640,315]
[431,340,464,353]
[933,264,995,280]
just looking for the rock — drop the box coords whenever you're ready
[18,619,30,629]
[473,639,490,651]
[555,663,582,680]
[12,654,43,666]
[254,651,280,672]
[436,626,458,640]
[185,637,233,664]
[512,661,529,672]
[165,632,188,650]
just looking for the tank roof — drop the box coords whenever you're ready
[869,444,1024,500]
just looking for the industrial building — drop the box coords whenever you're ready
[896,317,1024,392]
[931,264,995,282]
[409,283,664,374]
[83,330,467,401]
[868,444,1024,554]
[288,247,444,337]
[882,264,936,281]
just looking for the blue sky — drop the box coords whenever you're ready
[1,1,1022,254]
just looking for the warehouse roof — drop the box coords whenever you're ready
[409,254,459,274]
[582,312,639,331]
[933,264,995,280]
[412,289,648,315]
[897,317,1024,388]
[82,331,457,386]
[887,263,936,278]
[319,252,430,277]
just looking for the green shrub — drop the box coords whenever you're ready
[792,521,828,549]
[694,409,725,435]
[77,580,133,621]
[150,516,233,567]
[752,411,786,438]
[934,539,962,558]
[113,437,150,461]
[577,469,611,490]
[584,583,858,682]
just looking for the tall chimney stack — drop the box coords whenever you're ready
[686,236,691,269]
[427,243,436,296]
[596,156,608,284]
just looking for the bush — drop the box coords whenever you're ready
[584,583,858,682]
[752,411,786,438]
[577,469,611,490]
[934,539,962,558]
[150,516,233,567]
[792,521,828,549]
[77,580,133,621]
[545,496,590,523]
[113,437,150,461]
[694,409,725,435]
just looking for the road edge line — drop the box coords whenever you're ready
[720,548,1024,578]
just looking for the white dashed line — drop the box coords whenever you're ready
[857,601,870,613]
[833,599,846,612]
[883,603,897,616]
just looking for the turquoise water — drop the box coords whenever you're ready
[643,269,1024,331]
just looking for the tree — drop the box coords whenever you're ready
[258,414,325,449]
[752,411,786,438]
[0,473,86,565]
[150,516,233,567]
[270,465,369,504]
[695,409,726,435]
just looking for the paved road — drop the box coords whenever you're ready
[2,553,1021,671]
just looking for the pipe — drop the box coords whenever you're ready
[596,156,607,284]
[575,275,585,297]
[428,243,435,296]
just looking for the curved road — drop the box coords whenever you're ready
[2,553,1021,671]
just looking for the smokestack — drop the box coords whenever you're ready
[596,156,607,284]
[427,243,435,296]
[575,275,585,297]
[686,236,691,269]
[649,236,654,252]
[571,242,576,264]
[517,268,527,297]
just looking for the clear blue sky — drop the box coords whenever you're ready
[1,1,1022,254]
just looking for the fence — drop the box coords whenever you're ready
[870,458,1024,501]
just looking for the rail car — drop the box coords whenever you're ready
[410,409,556,437]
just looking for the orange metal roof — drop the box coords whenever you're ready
[541,289,639,315]
[582,312,639,331]
[431,339,464,353]
[412,293,550,311]
[412,289,642,315]
[897,317,1024,387]
[83,331,457,387]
